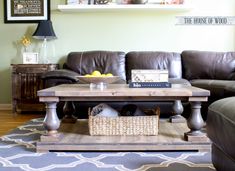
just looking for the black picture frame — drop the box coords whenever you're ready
[4,0,50,23]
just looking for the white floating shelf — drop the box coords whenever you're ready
[58,4,193,13]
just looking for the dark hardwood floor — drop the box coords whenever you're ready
[0,110,43,136]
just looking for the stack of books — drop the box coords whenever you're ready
[129,69,171,88]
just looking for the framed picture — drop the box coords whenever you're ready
[4,0,50,23]
[23,52,39,64]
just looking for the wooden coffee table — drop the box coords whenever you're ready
[37,84,210,152]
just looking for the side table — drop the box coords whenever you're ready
[11,64,59,114]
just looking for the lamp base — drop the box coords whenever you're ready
[41,59,50,64]
[40,38,49,64]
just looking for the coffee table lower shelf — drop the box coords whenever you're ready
[36,119,211,153]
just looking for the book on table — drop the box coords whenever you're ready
[129,82,171,88]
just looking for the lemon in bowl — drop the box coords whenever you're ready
[91,70,102,76]
[106,73,113,77]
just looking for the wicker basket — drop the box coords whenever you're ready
[88,107,160,136]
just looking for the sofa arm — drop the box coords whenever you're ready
[41,69,80,88]
[41,69,80,82]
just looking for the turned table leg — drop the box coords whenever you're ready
[184,101,207,142]
[170,100,185,123]
[41,102,61,142]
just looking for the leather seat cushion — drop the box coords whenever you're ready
[169,78,191,86]
[224,84,235,96]
[190,79,235,98]
[211,144,235,171]
[207,97,235,160]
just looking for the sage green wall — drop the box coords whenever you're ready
[0,0,235,104]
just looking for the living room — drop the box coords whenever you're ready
[0,0,235,170]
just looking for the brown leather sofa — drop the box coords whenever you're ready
[42,50,235,119]
[207,97,235,171]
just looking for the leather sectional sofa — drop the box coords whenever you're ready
[42,50,235,119]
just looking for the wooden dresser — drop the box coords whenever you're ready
[11,64,59,113]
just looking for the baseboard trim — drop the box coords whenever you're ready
[0,104,12,110]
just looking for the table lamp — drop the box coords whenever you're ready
[33,20,57,64]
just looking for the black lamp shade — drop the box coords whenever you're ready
[33,20,57,40]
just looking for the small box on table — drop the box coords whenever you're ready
[131,69,169,83]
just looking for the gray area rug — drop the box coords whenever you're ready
[0,118,215,171]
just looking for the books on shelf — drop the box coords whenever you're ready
[129,82,171,88]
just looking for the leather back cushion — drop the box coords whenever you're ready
[64,51,126,80]
[126,51,182,81]
[182,51,235,80]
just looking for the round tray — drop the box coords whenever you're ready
[76,76,120,84]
